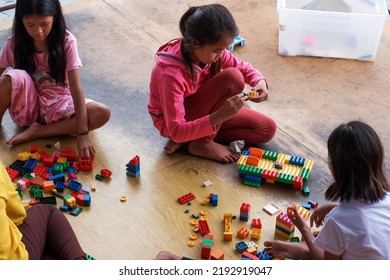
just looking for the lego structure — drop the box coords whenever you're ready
[237,147,314,190]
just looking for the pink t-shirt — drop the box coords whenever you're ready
[0,31,83,125]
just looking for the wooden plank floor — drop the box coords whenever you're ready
[0,0,389,260]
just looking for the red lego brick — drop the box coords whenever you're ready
[6,167,19,181]
[177,192,195,204]
[252,218,262,229]
[100,168,112,178]
[198,220,210,235]
[240,203,251,214]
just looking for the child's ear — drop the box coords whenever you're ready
[190,39,201,48]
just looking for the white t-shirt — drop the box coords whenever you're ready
[314,193,390,259]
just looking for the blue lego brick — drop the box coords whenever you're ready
[55,182,66,192]
[235,241,248,253]
[210,194,218,206]
[290,156,306,166]
[257,251,271,260]
[67,180,82,191]
[49,173,65,183]
[24,158,37,171]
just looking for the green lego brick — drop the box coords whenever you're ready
[243,180,261,188]
[262,150,279,160]
[277,173,294,184]
[300,168,311,181]
[302,185,310,196]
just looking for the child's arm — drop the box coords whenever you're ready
[289,205,325,260]
[68,69,95,159]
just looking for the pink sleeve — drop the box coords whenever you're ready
[159,73,216,143]
[220,49,264,87]
[64,31,82,71]
[0,36,15,69]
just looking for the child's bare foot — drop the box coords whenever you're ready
[164,139,183,155]
[6,122,42,145]
[155,250,182,260]
[188,140,240,163]
[263,240,312,260]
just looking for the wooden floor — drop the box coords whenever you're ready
[0,0,389,260]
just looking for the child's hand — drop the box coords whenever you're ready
[210,93,246,125]
[77,134,95,159]
[310,203,338,228]
[250,79,268,103]
[288,205,310,233]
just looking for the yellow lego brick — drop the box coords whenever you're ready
[57,157,67,163]
[251,228,261,240]
[17,151,31,161]
[30,152,41,161]
[303,159,314,170]
[237,155,247,167]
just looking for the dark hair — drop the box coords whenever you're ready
[179,4,239,83]
[13,0,67,86]
[325,121,390,203]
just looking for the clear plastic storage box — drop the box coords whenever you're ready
[277,0,389,61]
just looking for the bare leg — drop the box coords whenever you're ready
[0,75,12,125]
[164,139,183,155]
[263,240,312,260]
[188,140,240,163]
[7,101,110,145]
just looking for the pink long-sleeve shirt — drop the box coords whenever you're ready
[148,38,264,143]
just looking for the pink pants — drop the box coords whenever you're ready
[184,68,276,144]
[18,204,86,260]
[4,69,92,127]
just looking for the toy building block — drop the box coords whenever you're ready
[210,249,224,260]
[252,218,262,229]
[287,203,310,221]
[289,236,300,242]
[227,35,245,52]
[237,227,250,239]
[126,155,140,177]
[43,156,56,167]
[198,219,210,235]
[263,202,281,215]
[39,196,57,205]
[275,211,295,239]
[302,185,310,196]
[42,180,55,193]
[69,206,83,216]
[33,165,48,177]
[293,176,304,190]
[257,250,271,260]
[67,180,82,192]
[100,168,112,178]
[308,200,318,208]
[201,234,214,259]
[17,178,30,190]
[48,173,65,184]
[17,151,31,161]
[79,158,93,171]
[239,202,250,221]
[24,158,37,172]
[177,192,196,204]
[223,213,233,241]
[251,227,261,240]
[71,191,91,207]
[5,167,19,181]
[203,179,213,187]
[209,193,218,206]
[235,241,248,253]
[242,251,260,260]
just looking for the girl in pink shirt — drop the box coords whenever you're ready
[149,4,276,163]
[0,0,110,159]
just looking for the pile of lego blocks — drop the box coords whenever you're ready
[5,145,91,213]
[237,147,314,191]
